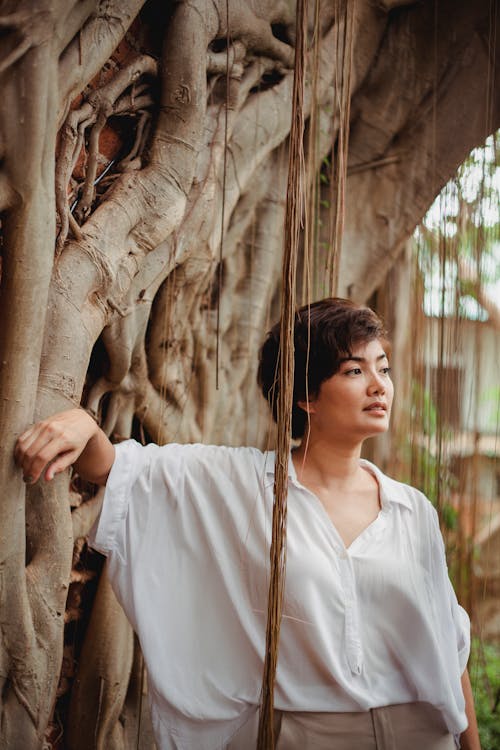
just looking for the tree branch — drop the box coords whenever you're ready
[58,0,145,119]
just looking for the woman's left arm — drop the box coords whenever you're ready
[460,668,481,750]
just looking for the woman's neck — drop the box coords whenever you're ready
[292,432,365,490]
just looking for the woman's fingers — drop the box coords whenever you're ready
[18,433,73,484]
[14,408,97,483]
[44,449,80,482]
[14,425,40,464]
[15,428,50,482]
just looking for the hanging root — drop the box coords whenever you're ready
[55,54,158,253]
[257,0,307,747]
[327,0,355,294]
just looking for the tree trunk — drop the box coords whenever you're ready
[0,1,499,746]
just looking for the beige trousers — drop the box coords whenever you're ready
[228,703,456,750]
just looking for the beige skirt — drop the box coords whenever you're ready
[227,702,456,750]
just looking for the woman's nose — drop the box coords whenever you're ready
[368,372,386,394]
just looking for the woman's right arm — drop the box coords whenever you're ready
[14,408,115,486]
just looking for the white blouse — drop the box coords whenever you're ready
[90,440,470,750]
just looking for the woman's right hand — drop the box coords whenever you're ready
[14,408,105,484]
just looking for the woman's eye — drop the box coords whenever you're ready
[380,367,392,376]
[345,367,362,376]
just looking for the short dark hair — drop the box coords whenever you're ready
[257,297,387,439]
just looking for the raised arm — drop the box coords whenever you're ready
[14,408,115,486]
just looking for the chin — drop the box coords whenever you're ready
[362,422,390,439]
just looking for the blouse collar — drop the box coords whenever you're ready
[263,451,413,512]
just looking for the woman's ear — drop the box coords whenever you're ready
[297,399,316,415]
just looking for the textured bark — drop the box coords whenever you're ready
[0,1,499,747]
[339,0,500,301]
[0,3,70,746]
[66,565,134,750]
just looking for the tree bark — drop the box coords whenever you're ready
[0,6,69,746]
[0,1,499,746]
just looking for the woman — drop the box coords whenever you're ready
[15,298,480,750]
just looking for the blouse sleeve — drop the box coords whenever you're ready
[87,439,264,748]
[428,504,471,674]
[88,438,167,561]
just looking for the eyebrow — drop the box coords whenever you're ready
[339,353,388,364]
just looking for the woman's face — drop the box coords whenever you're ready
[302,338,394,443]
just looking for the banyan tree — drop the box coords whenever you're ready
[0,0,499,748]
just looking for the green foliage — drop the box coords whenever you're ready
[415,130,500,320]
[407,380,458,530]
[470,638,500,750]
[479,386,500,432]
[411,380,438,437]
[440,501,459,531]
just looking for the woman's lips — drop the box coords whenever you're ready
[363,402,386,412]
